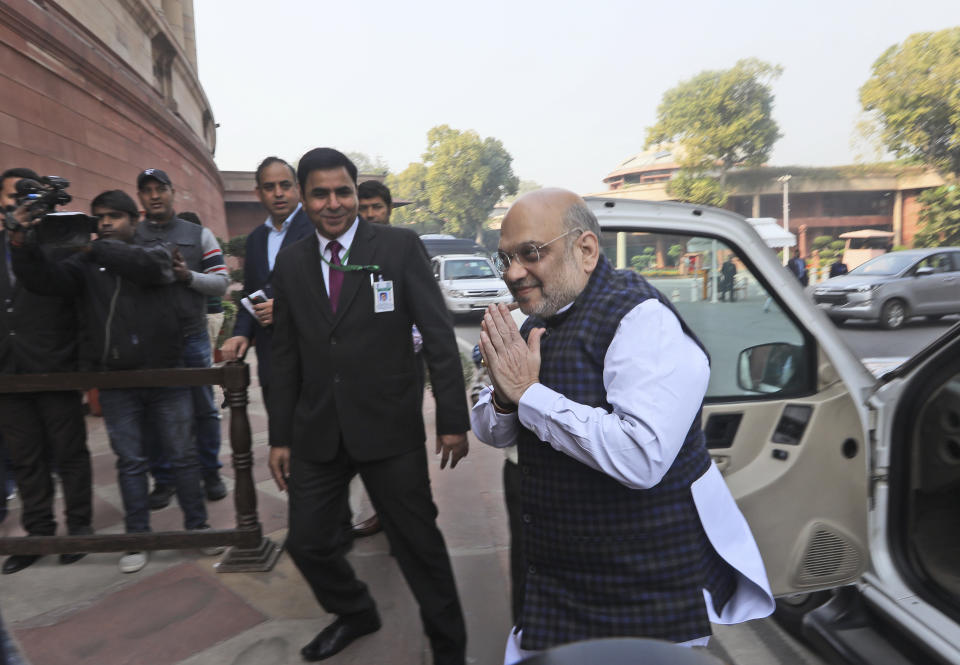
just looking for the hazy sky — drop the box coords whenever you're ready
[195,0,960,193]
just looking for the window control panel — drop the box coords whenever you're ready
[772,404,813,445]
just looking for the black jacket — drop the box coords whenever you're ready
[232,207,312,387]
[270,219,469,459]
[0,231,78,374]
[11,239,184,371]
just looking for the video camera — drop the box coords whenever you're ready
[4,176,97,249]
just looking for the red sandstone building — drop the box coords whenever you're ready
[597,148,945,255]
[0,0,225,236]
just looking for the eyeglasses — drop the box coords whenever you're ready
[493,229,584,276]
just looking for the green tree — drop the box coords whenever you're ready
[667,243,684,266]
[222,234,247,259]
[345,151,390,175]
[630,247,656,271]
[386,162,445,233]
[500,179,542,206]
[646,58,783,204]
[665,170,728,207]
[422,125,519,240]
[914,184,960,247]
[860,28,960,176]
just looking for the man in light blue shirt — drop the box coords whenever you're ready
[221,157,312,407]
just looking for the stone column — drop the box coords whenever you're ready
[893,190,903,247]
[161,0,184,46]
[181,1,198,70]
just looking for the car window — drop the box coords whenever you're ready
[601,231,813,400]
[915,253,954,274]
[849,252,916,276]
[445,259,496,280]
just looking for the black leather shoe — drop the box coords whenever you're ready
[301,609,381,661]
[2,554,41,575]
[59,552,87,565]
[203,474,227,501]
[148,483,176,510]
[351,514,382,538]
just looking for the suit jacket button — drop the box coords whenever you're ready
[334,374,341,383]
[330,337,337,345]
[522,513,532,524]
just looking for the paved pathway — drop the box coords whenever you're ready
[0,367,512,665]
[0,358,822,665]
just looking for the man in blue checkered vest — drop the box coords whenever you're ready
[472,189,774,663]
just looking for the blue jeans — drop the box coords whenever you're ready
[150,330,223,484]
[100,387,207,532]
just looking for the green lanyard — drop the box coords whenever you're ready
[320,243,380,273]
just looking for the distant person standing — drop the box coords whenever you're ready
[719,256,737,301]
[134,169,229,505]
[829,259,848,278]
[787,249,808,286]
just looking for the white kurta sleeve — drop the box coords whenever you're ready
[470,386,521,449]
[516,299,710,489]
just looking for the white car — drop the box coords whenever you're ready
[431,254,512,315]
[587,197,960,665]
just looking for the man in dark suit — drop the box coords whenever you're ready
[269,148,470,664]
[220,156,311,404]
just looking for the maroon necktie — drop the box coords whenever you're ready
[327,240,344,312]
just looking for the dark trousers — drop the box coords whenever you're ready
[0,391,92,536]
[503,458,525,624]
[150,330,222,484]
[285,444,466,665]
[100,387,206,532]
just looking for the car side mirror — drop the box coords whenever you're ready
[914,266,934,277]
[737,342,805,394]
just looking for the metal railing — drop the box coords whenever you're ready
[0,361,280,572]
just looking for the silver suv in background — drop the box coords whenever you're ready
[812,247,960,329]
[430,254,512,315]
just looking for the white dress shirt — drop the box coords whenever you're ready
[315,218,359,297]
[265,202,302,271]
[471,299,775,643]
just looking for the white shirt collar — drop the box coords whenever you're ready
[264,202,302,232]
[316,217,360,260]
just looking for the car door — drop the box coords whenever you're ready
[590,198,873,597]
[910,252,956,314]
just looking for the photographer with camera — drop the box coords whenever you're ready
[9,189,216,574]
[133,169,229,506]
[0,167,92,575]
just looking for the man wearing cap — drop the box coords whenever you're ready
[135,169,230,504]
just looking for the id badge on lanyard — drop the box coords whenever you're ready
[371,274,394,313]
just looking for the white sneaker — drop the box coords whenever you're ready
[119,551,148,573]
[192,525,225,556]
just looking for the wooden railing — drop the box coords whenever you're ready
[0,361,280,572]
